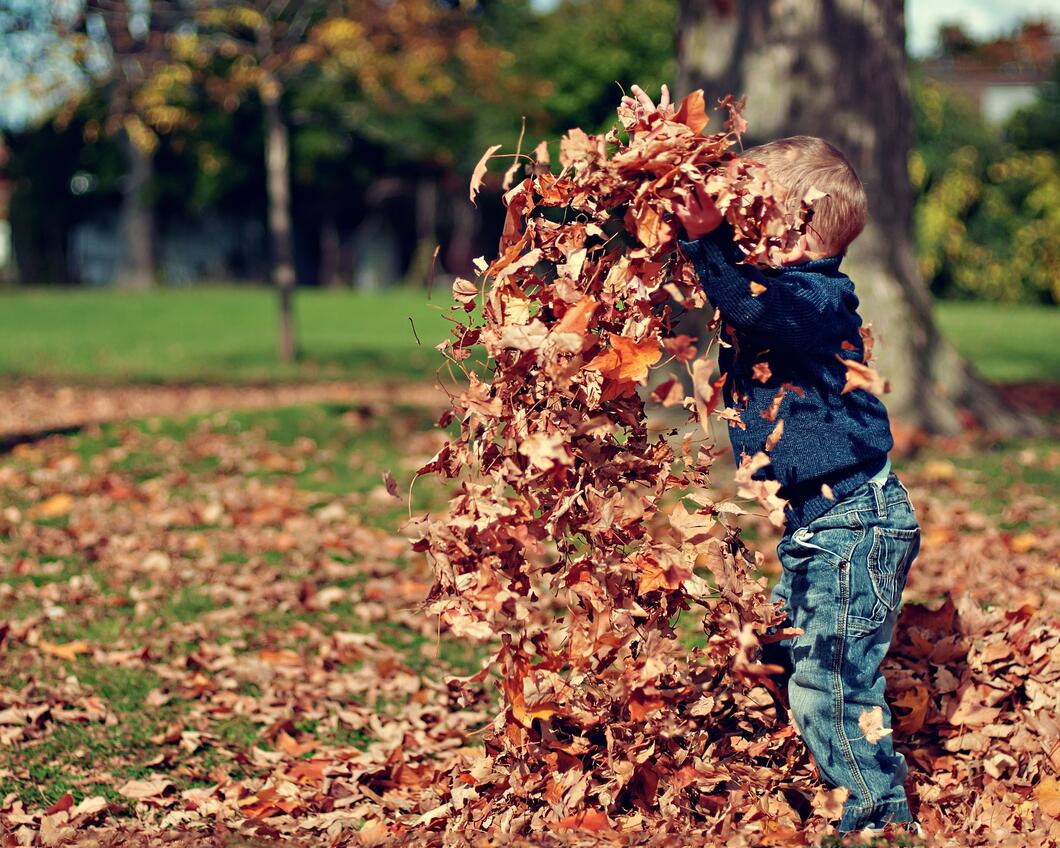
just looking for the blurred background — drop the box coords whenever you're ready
[0,0,1056,430]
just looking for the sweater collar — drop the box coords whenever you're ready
[785,254,844,273]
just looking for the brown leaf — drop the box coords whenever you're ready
[118,778,174,801]
[650,377,686,408]
[837,355,889,396]
[469,143,502,205]
[663,334,698,362]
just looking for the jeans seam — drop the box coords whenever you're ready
[832,528,875,811]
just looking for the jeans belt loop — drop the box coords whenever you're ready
[870,474,886,517]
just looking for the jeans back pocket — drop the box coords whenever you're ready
[866,525,920,621]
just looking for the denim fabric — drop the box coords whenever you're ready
[770,471,921,832]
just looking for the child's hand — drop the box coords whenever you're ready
[621,83,675,125]
[674,180,723,240]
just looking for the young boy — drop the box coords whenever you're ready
[626,85,921,835]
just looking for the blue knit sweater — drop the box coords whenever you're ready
[678,227,893,531]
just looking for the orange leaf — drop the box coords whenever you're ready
[1037,776,1060,819]
[555,295,598,336]
[554,809,612,832]
[837,355,889,396]
[258,648,302,667]
[673,89,709,134]
[585,334,661,384]
[39,640,91,662]
[30,493,74,519]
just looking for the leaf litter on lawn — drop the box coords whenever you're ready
[1,103,1058,848]
[0,405,1056,846]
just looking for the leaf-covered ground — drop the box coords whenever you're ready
[0,392,1057,846]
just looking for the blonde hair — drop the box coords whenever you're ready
[742,136,867,256]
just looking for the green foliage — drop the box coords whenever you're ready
[512,0,678,138]
[1006,62,1060,152]
[911,74,1060,304]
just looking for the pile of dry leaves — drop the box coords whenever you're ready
[412,90,1060,846]
[0,92,1056,848]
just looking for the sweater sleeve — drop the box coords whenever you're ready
[677,226,846,347]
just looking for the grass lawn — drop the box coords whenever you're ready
[0,287,455,383]
[934,300,1060,384]
[0,287,1055,384]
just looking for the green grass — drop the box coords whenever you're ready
[0,287,1055,384]
[0,287,455,383]
[934,301,1060,383]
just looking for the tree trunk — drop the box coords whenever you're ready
[675,0,1038,435]
[320,212,343,288]
[446,191,477,276]
[116,130,155,290]
[404,176,438,287]
[261,76,297,362]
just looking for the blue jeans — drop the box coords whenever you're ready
[770,471,920,832]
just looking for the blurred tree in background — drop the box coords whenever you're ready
[1,0,1055,317]
[912,63,1059,305]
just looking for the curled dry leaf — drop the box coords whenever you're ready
[416,88,813,839]
[468,143,502,205]
[837,355,889,396]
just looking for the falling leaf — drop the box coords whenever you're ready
[749,281,767,297]
[837,355,889,396]
[554,295,598,335]
[469,143,502,205]
[891,684,929,734]
[691,358,722,434]
[765,419,784,451]
[673,89,709,134]
[518,431,571,470]
[662,334,698,362]
[584,334,661,383]
[751,361,772,383]
[650,377,686,408]
[858,706,893,744]
[383,471,400,499]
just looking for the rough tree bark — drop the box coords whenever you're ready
[260,73,298,362]
[676,0,1036,434]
